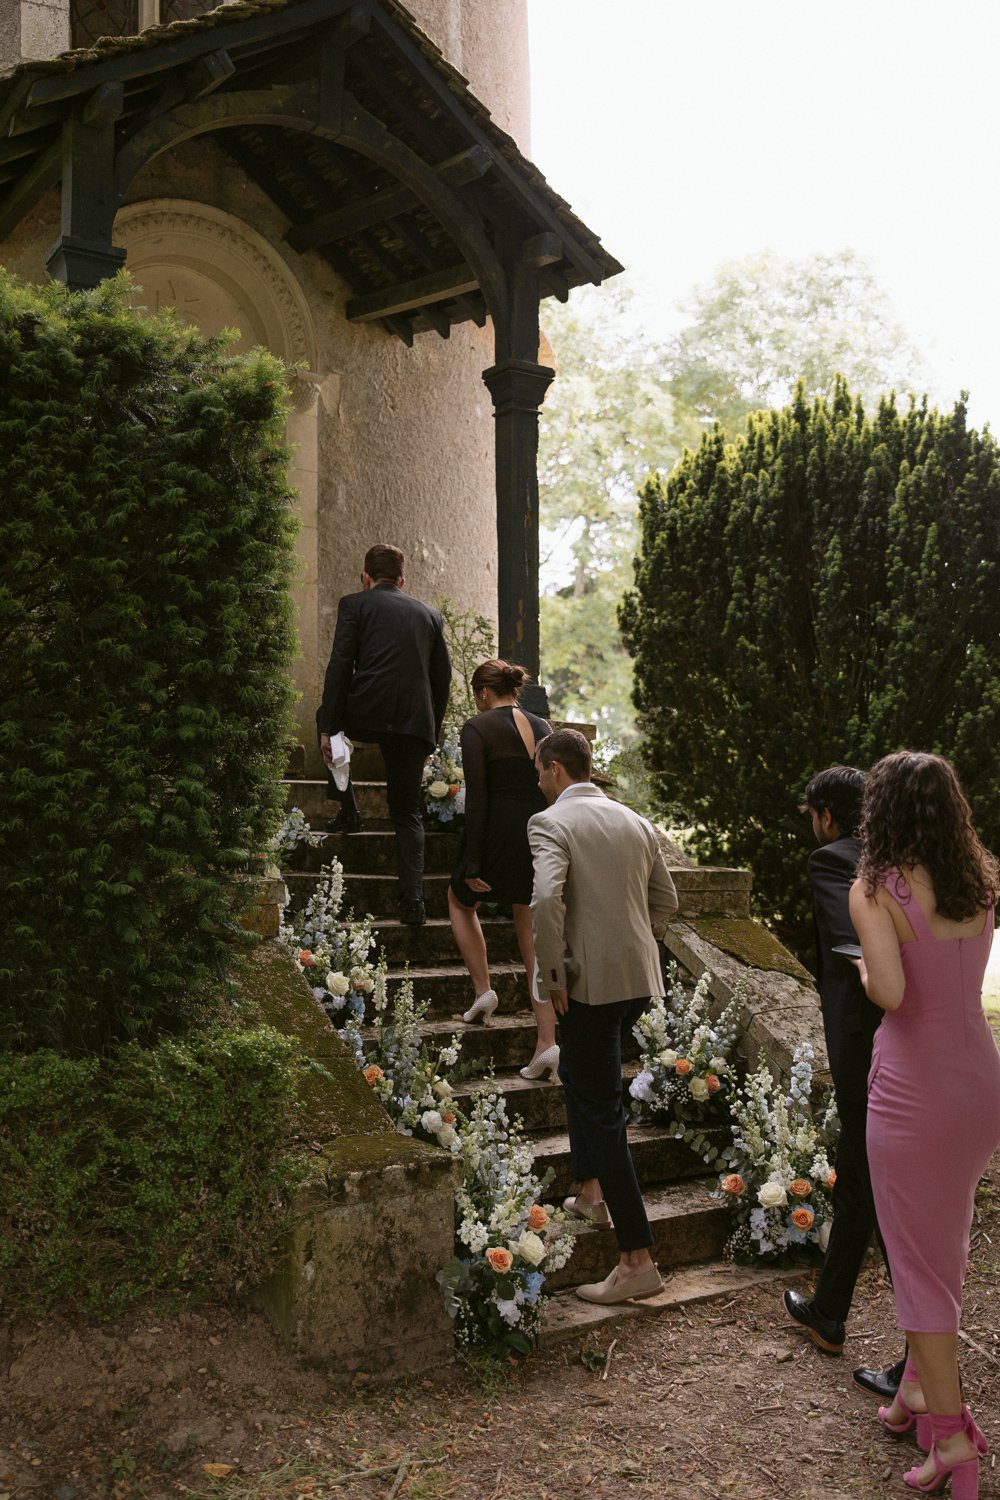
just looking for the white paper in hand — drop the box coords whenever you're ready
[328,732,353,791]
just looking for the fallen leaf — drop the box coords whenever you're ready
[201,1463,235,1478]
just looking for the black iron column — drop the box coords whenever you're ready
[483,233,559,709]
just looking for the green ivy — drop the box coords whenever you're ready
[0,1027,305,1317]
[0,271,298,1051]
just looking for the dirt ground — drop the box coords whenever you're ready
[3,1150,1000,1500]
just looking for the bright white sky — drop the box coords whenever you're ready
[527,0,1000,430]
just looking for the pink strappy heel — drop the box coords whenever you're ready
[902,1405,988,1496]
[878,1361,931,1451]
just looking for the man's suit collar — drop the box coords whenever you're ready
[555,781,602,803]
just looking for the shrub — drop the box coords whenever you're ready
[620,381,1000,954]
[0,271,297,1051]
[0,1026,305,1316]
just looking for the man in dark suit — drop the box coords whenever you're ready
[317,544,450,926]
[782,764,905,1398]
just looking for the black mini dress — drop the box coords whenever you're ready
[450,705,551,908]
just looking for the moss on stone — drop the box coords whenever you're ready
[237,945,391,1140]
[689,918,811,981]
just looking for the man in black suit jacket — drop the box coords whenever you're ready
[317,544,450,925]
[783,765,905,1398]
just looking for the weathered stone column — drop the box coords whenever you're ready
[0,0,69,69]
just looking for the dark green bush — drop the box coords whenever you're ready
[620,381,1000,955]
[0,1026,305,1316]
[0,272,297,1051]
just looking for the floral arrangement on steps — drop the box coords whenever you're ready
[437,1088,575,1357]
[628,966,740,1132]
[339,971,464,1154]
[279,859,377,1026]
[422,738,465,828]
[714,1044,836,1265]
[269,806,326,866]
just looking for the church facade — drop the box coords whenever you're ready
[0,0,621,754]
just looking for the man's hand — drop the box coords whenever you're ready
[320,732,334,768]
[548,986,569,1016]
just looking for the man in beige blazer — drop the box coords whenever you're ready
[528,728,678,1304]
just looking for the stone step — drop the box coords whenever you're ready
[283,778,394,825]
[368,918,520,966]
[526,1122,729,1200]
[365,1012,537,1072]
[451,1063,641,1134]
[344,872,453,919]
[544,1178,729,1292]
[283,833,459,880]
[384,964,529,1018]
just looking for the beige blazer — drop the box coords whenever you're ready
[528,783,679,1006]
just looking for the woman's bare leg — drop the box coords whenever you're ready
[512,902,556,1055]
[448,885,491,998]
[905,1331,977,1483]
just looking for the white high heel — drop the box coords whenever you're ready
[519,1044,560,1081]
[462,989,499,1024]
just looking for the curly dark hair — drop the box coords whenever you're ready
[858,751,999,921]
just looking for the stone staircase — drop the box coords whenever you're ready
[281,746,733,1308]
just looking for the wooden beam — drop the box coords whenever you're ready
[346,262,477,321]
[285,143,489,251]
[0,134,61,239]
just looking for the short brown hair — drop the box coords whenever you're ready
[535,728,591,781]
[471,658,530,699]
[363,544,404,582]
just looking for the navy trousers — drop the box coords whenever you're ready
[558,996,654,1253]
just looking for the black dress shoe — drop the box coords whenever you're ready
[853,1357,905,1398]
[399,899,426,926]
[782,1289,845,1355]
[324,808,363,834]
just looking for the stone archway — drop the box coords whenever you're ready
[116,198,330,745]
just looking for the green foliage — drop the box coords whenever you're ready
[620,380,1000,953]
[435,594,496,731]
[0,1025,306,1317]
[0,271,298,1052]
[667,249,925,439]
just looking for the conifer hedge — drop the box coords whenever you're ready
[620,381,1000,954]
[0,273,297,1052]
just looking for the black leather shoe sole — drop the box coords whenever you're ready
[783,1289,845,1355]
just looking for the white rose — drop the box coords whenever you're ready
[757,1180,788,1209]
[421,1109,444,1133]
[454,767,465,782]
[510,1229,546,1266]
[436,1124,458,1148]
[688,1075,710,1101]
[353,976,374,994]
[817,1219,831,1252]
[433,1079,454,1100]
[325,971,350,997]
[658,1048,679,1067]
[428,779,449,799]
[708,1056,728,1074]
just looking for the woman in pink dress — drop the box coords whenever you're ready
[850,752,1000,1498]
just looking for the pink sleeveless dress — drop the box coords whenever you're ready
[867,873,1000,1332]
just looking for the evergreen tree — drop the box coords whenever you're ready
[620,381,1000,953]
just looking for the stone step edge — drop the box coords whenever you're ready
[539,1260,812,1346]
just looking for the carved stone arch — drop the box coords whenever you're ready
[117,198,326,740]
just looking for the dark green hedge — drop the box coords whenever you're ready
[0,272,297,1051]
[0,1026,305,1316]
[620,381,1000,954]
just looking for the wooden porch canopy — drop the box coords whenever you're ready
[0,0,623,683]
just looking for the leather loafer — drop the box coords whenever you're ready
[783,1289,845,1355]
[853,1358,906,1398]
[563,1194,611,1228]
[325,808,363,834]
[399,899,426,926]
[575,1263,663,1305]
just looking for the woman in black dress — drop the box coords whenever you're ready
[449,660,558,1079]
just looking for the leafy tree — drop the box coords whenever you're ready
[620,381,1000,954]
[538,285,683,736]
[0,272,297,1053]
[667,249,925,438]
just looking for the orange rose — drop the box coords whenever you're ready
[825,1170,837,1190]
[448,784,460,797]
[791,1206,815,1231]
[363,1065,383,1085]
[674,1058,692,1076]
[721,1174,746,1196]
[441,1112,456,1125]
[299,950,314,966]
[526,1204,549,1231]
[486,1247,514,1274]
[790,1178,812,1198]
[705,1073,721,1093]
